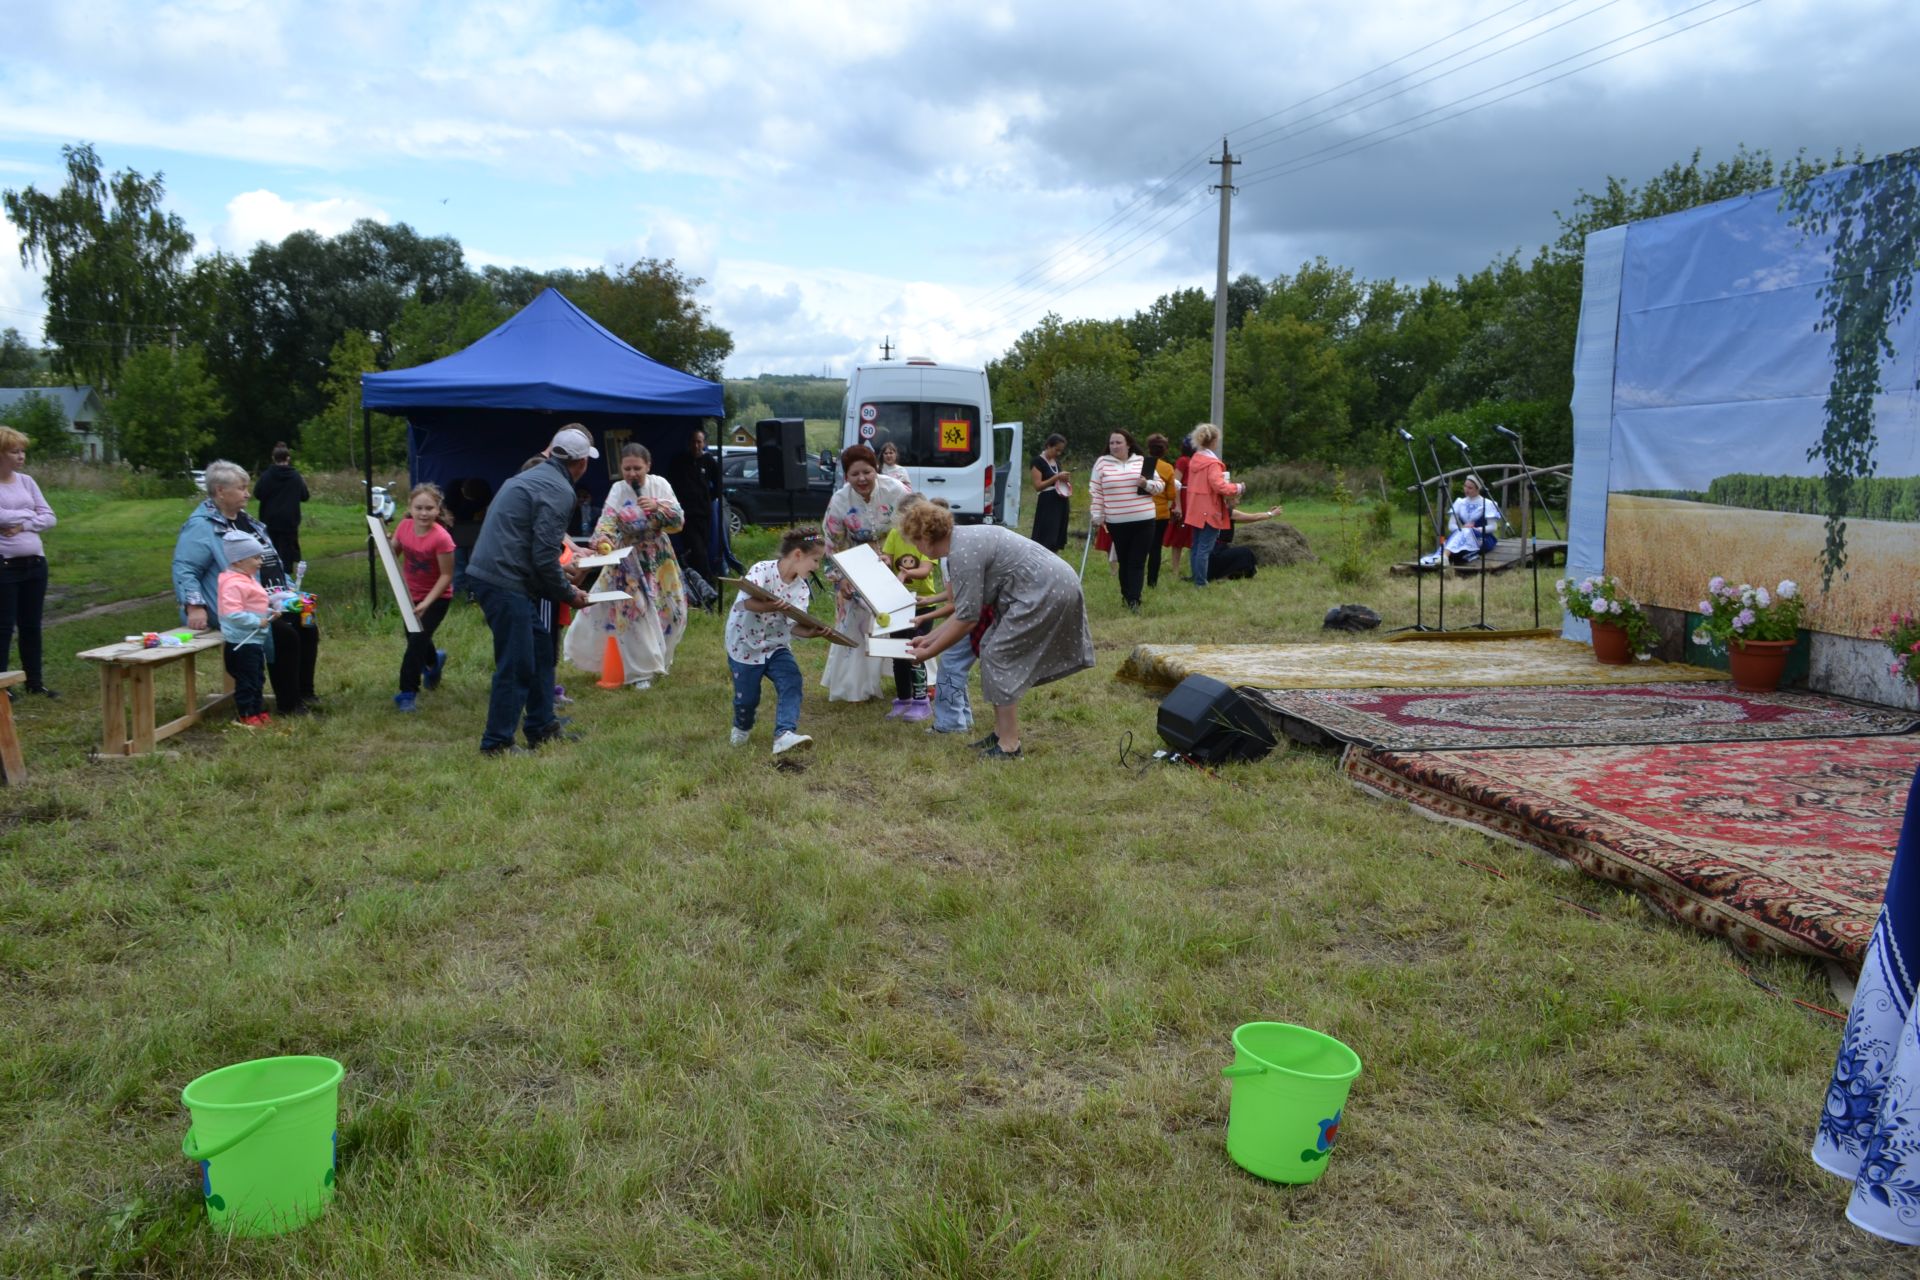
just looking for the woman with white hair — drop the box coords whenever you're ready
[172,459,322,715]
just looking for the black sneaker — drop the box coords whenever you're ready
[982,743,1024,760]
[968,732,999,751]
[26,685,57,699]
[526,726,582,749]
[481,743,531,757]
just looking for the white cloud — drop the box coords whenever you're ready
[214,189,390,253]
[0,220,48,343]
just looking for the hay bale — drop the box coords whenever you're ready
[1231,520,1316,567]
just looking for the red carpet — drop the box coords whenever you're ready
[1345,735,1920,965]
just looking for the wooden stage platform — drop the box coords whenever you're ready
[1389,538,1566,577]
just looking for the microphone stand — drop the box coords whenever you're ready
[1390,430,1441,632]
[1494,425,1556,628]
[1450,436,1493,630]
[1426,438,1455,631]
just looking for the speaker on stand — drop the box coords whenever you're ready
[756,417,809,526]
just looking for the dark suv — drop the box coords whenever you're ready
[718,448,836,536]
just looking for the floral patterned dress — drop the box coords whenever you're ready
[1815,762,1920,1243]
[562,475,687,683]
[820,473,910,702]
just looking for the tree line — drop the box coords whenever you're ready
[988,145,1857,495]
[3,143,733,474]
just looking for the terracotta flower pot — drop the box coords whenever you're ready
[1590,620,1632,665]
[1728,638,1795,692]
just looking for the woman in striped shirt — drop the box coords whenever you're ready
[1090,429,1164,611]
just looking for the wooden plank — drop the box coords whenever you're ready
[130,667,157,755]
[0,670,24,689]
[99,665,127,757]
[0,684,23,783]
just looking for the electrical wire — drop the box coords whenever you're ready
[1236,0,1766,192]
[949,0,1612,331]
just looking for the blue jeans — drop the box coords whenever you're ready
[932,637,977,733]
[729,649,802,736]
[472,579,557,750]
[1190,525,1223,587]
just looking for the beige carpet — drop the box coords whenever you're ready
[1115,637,1729,692]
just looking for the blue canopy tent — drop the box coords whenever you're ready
[357,287,726,607]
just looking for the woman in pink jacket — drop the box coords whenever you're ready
[1181,423,1243,587]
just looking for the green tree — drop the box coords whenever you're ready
[1235,310,1349,460]
[1131,338,1215,442]
[2,391,80,461]
[986,313,1136,424]
[0,327,43,385]
[1030,365,1134,457]
[296,330,406,471]
[3,143,194,389]
[388,287,510,369]
[106,344,226,471]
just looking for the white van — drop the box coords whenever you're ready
[842,359,1022,527]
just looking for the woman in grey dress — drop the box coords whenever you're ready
[902,501,1094,759]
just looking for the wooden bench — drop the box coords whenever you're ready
[77,633,236,757]
[0,670,24,783]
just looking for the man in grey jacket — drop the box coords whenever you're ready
[467,426,595,754]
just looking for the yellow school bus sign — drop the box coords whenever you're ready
[937,419,972,453]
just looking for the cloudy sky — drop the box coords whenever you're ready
[0,0,1912,379]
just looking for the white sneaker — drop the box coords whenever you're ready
[629,677,652,690]
[772,731,813,756]
[730,727,751,747]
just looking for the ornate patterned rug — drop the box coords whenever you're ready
[1345,736,1920,965]
[1249,684,1920,751]
[1116,638,1726,693]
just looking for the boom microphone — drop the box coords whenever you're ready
[1448,434,1471,452]
[1397,428,1415,442]
[1492,424,1520,440]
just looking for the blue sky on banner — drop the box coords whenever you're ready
[0,0,1913,378]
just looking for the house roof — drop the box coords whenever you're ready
[0,386,104,423]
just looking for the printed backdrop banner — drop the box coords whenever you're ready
[1569,169,1920,641]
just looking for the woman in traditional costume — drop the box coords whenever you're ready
[821,443,911,702]
[1444,474,1502,564]
[563,443,687,689]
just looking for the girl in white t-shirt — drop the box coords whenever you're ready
[725,526,829,755]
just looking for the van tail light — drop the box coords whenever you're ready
[983,465,994,518]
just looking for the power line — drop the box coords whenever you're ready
[1237,0,1766,192]
[951,0,1587,328]
[1234,0,1628,159]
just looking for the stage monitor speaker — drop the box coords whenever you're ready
[1156,674,1276,764]
[755,418,809,491]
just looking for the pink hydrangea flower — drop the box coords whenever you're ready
[1699,600,1713,614]
[1733,608,1755,630]
[1708,576,1726,592]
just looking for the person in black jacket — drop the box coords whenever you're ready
[466,426,593,754]
[254,442,309,567]
[666,426,719,582]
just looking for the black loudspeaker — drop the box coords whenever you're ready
[755,418,808,491]
[1157,674,1277,764]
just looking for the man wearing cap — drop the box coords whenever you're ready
[466,426,595,754]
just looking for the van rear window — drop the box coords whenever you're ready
[863,402,981,468]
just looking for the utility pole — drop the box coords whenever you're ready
[1208,137,1238,444]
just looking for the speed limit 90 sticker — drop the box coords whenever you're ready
[859,404,878,422]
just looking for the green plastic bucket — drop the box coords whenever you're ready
[1221,1022,1361,1184]
[181,1055,343,1236]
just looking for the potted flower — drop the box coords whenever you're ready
[1873,611,1920,691]
[1555,575,1656,664]
[1691,576,1806,691]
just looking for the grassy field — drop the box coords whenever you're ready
[1605,494,1920,640]
[0,481,1903,1277]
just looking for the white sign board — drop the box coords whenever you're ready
[828,543,916,621]
[367,515,422,633]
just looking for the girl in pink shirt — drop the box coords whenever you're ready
[390,484,456,712]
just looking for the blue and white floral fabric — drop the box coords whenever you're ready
[1815,763,1920,1243]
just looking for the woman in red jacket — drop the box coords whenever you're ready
[1182,423,1242,587]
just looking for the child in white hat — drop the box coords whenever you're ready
[218,530,275,726]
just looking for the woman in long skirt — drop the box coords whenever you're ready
[821,444,911,702]
[563,443,687,689]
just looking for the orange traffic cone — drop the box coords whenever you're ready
[596,634,626,689]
